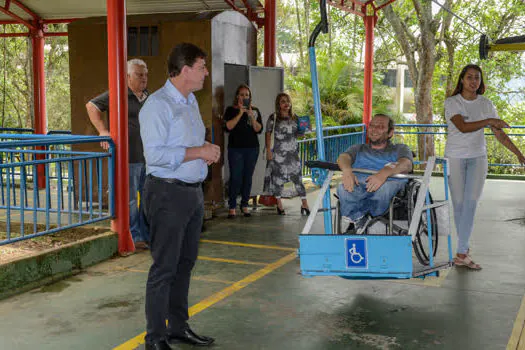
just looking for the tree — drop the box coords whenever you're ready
[382,0,447,159]
[381,0,525,160]
[0,24,70,131]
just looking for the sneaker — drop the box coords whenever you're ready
[340,216,353,234]
[354,215,372,235]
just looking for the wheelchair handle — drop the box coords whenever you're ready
[305,160,421,179]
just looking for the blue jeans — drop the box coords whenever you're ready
[228,147,259,209]
[448,156,487,254]
[337,180,406,221]
[129,163,149,243]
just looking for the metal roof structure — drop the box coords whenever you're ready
[0,0,264,22]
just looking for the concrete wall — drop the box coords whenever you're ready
[68,11,256,203]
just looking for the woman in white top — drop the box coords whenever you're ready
[445,64,525,270]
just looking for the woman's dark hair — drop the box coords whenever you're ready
[232,84,252,106]
[167,43,207,78]
[451,64,486,96]
[275,92,297,121]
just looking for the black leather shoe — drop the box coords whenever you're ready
[145,340,171,350]
[168,328,215,346]
[240,206,251,217]
[300,207,310,216]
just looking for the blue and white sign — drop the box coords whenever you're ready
[345,238,368,269]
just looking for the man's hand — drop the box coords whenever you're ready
[365,173,387,192]
[99,130,111,150]
[201,142,220,165]
[342,170,358,192]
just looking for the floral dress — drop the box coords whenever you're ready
[263,114,306,198]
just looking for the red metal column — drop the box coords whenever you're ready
[264,0,276,67]
[107,0,134,253]
[31,25,46,188]
[362,6,377,127]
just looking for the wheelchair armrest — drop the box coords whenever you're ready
[305,160,340,171]
[305,160,420,180]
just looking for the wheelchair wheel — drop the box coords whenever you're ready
[407,180,438,265]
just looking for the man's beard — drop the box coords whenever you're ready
[369,137,388,146]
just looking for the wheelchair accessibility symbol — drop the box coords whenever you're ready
[345,238,368,269]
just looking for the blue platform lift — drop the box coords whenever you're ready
[298,0,454,279]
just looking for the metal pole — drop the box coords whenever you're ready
[362,6,376,127]
[31,27,46,189]
[263,0,276,67]
[308,0,332,234]
[107,0,134,253]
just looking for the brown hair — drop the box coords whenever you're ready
[451,64,486,96]
[167,43,207,78]
[232,84,252,106]
[274,92,297,121]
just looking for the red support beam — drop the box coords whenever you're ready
[107,0,134,254]
[31,25,47,188]
[0,31,68,37]
[362,7,377,127]
[11,0,38,20]
[44,32,68,37]
[263,0,276,67]
[0,32,29,37]
[0,5,36,30]
[43,18,78,24]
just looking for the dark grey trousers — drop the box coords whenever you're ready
[143,176,203,343]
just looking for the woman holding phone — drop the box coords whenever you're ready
[224,84,263,218]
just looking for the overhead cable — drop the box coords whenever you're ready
[430,0,485,35]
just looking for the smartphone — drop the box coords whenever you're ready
[242,98,250,108]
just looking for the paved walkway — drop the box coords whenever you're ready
[0,178,524,349]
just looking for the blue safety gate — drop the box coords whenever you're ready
[0,133,114,246]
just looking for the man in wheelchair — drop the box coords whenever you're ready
[336,114,413,234]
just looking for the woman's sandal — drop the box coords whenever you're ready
[453,255,482,270]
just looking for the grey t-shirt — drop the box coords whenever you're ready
[344,142,413,178]
[90,88,148,164]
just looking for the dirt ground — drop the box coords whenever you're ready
[0,225,110,265]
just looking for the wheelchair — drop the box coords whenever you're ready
[333,178,438,266]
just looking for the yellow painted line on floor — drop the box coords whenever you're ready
[507,293,525,350]
[200,239,296,252]
[197,256,267,266]
[218,220,290,230]
[113,252,296,350]
[115,267,234,285]
[192,276,236,284]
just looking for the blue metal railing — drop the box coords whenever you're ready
[0,134,114,246]
[0,129,73,181]
[299,123,525,177]
[299,124,366,177]
[393,124,525,174]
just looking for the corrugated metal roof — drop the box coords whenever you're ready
[0,0,263,21]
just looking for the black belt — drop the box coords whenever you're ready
[148,174,201,188]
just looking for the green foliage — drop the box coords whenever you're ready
[0,24,70,131]
[45,24,71,131]
[285,53,394,128]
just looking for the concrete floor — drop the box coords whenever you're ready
[0,178,524,350]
